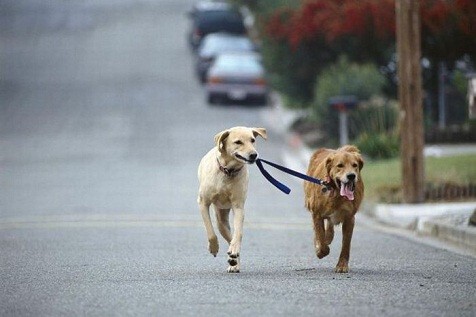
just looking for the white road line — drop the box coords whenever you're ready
[0,214,311,231]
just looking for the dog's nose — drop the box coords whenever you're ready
[347,173,356,181]
[249,153,258,162]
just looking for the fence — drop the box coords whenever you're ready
[425,126,476,144]
[376,182,476,203]
[425,182,476,202]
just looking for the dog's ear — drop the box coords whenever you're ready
[214,130,230,153]
[251,127,267,140]
[357,154,364,171]
[325,154,334,175]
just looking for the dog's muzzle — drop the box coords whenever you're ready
[235,153,258,164]
[336,175,356,201]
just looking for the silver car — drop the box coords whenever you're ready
[196,33,256,83]
[205,53,268,105]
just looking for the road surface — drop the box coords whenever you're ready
[1,1,475,316]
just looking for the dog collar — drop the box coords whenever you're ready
[216,157,243,177]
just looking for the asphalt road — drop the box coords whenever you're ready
[1,1,475,316]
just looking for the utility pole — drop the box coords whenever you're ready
[438,61,447,129]
[396,0,425,203]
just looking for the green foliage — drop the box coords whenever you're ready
[254,2,338,106]
[355,133,399,160]
[261,38,326,106]
[453,69,468,96]
[256,0,299,13]
[314,56,386,109]
[312,56,388,144]
[351,98,400,159]
[350,97,399,137]
[229,0,297,13]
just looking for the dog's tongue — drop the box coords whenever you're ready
[340,183,354,201]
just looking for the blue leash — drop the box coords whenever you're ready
[255,158,330,195]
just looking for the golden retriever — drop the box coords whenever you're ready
[304,145,364,273]
[197,126,267,273]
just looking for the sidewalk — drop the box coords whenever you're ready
[263,95,476,256]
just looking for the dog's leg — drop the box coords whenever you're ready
[311,212,330,259]
[216,207,232,243]
[199,202,219,257]
[227,207,244,273]
[335,215,355,273]
[325,219,335,245]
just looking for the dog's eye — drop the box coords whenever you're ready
[337,163,344,168]
[352,163,358,168]
[234,140,243,145]
[251,138,255,143]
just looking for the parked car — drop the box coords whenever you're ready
[187,1,246,51]
[195,33,256,83]
[205,53,268,105]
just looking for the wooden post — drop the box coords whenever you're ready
[396,0,425,203]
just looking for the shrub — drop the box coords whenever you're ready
[355,132,399,159]
[351,98,400,159]
[312,56,387,144]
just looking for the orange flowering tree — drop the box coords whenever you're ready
[260,0,476,105]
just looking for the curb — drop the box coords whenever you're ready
[419,215,476,253]
[372,202,476,229]
[372,202,476,254]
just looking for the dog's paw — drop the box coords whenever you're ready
[335,259,349,273]
[316,245,330,259]
[226,253,240,273]
[227,244,240,259]
[227,253,239,266]
[335,265,349,273]
[227,264,240,273]
[208,236,219,257]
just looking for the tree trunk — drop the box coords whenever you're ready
[396,0,425,203]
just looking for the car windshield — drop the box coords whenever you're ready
[196,9,242,22]
[195,10,245,34]
[214,55,263,73]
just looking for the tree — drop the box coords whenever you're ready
[261,7,336,106]
[263,0,396,104]
[262,0,476,107]
[421,0,476,63]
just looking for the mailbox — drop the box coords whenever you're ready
[328,96,358,112]
[328,95,359,146]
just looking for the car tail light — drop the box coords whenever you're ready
[194,28,202,37]
[208,76,223,84]
[254,78,266,86]
[192,28,202,42]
